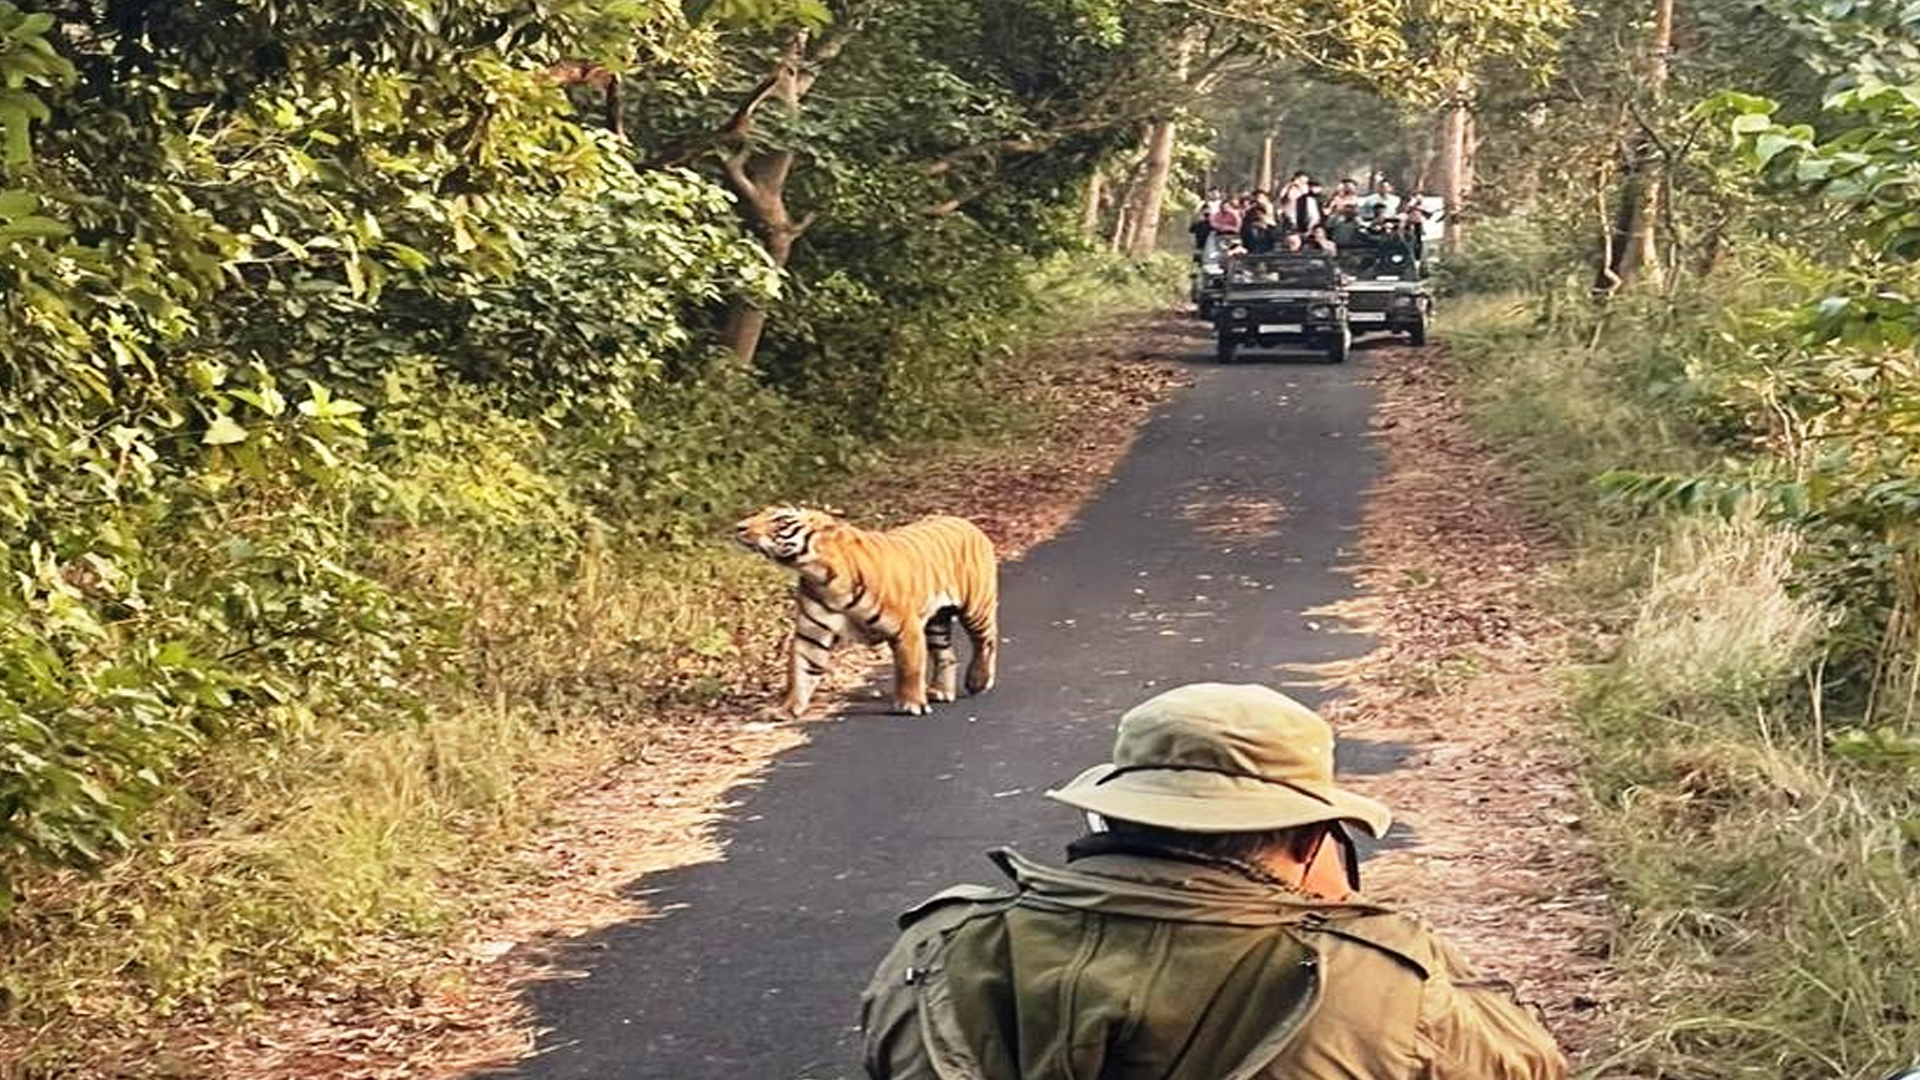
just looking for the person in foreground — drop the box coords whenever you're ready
[860,682,1566,1080]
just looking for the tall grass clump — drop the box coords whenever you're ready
[1446,242,1920,1080]
[1580,516,1917,1080]
[1609,517,1829,722]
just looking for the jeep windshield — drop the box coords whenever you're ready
[1223,255,1338,290]
[1341,244,1421,281]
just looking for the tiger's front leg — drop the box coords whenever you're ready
[889,622,932,716]
[784,595,839,719]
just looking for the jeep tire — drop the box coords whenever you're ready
[1409,312,1428,346]
[1216,336,1237,364]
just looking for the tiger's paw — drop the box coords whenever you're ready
[928,687,957,703]
[893,701,932,716]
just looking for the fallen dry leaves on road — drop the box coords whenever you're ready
[145,313,1195,1080]
[1312,344,1615,1059]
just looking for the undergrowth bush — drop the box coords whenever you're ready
[1445,250,1920,1080]
[1431,214,1585,297]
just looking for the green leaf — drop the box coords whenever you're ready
[383,242,431,272]
[1753,131,1807,166]
[201,415,248,445]
[0,214,68,241]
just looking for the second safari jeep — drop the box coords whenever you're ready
[1340,238,1432,345]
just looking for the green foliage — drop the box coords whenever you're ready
[0,0,771,909]
[1428,214,1582,296]
[1451,275,1920,1080]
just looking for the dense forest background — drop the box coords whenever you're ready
[0,0,1551,920]
[4,0,1920,1073]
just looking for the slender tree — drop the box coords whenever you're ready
[1598,0,1675,289]
[1436,75,1475,249]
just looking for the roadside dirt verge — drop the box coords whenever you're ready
[1314,343,1614,1058]
[167,312,1198,1080]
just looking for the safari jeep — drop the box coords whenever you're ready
[1341,240,1432,345]
[1212,252,1350,363]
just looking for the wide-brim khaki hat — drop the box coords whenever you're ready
[1046,683,1391,837]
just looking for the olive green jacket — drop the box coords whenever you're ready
[860,847,1565,1080]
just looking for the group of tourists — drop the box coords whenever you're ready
[1192,172,1436,263]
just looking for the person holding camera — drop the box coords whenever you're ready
[861,682,1566,1080]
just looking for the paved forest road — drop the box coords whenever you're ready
[500,340,1406,1080]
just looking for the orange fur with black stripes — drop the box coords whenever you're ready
[734,506,999,718]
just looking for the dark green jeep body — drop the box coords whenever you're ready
[1212,253,1351,364]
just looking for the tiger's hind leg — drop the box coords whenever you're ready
[926,610,960,703]
[961,601,998,695]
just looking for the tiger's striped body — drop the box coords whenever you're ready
[734,506,999,718]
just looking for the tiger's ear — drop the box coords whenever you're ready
[817,504,847,519]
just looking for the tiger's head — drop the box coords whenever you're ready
[734,505,844,565]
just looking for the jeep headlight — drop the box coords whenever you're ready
[1390,294,1418,308]
[1309,304,1333,319]
[1230,307,1249,319]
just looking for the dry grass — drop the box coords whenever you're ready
[1577,518,1919,1080]
[1612,516,1829,721]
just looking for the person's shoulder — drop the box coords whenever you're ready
[895,881,1017,931]
[1300,905,1447,980]
[866,881,1016,1003]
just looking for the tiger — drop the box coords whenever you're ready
[734,505,999,719]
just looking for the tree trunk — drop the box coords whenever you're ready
[1111,202,1132,253]
[1258,133,1275,192]
[1628,0,1673,278]
[714,32,825,367]
[1124,28,1199,259]
[604,76,625,140]
[1436,77,1472,251]
[705,25,867,364]
[1411,152,1433,198]
[720,219,798,364]
[1083,170,1105,236]
[720,139,813,366]
[1128,118,1179,258]
[1464,109,1479,195]
[1603,0,1675,289]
